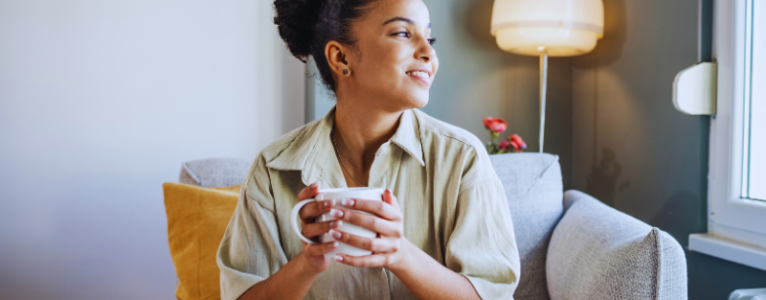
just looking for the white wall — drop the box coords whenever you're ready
[0,0,304,299]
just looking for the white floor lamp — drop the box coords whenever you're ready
[491,0,604,153]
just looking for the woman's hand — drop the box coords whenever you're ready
[296,182,342,275]
[330,189,412,272]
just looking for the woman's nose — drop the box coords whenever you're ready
[417,40,435,62]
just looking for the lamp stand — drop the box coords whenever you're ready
[538,48,548,153]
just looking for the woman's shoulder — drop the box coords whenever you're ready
[257,117,324,163]
[412,109,497,188]
[411,109,486,155]
[243,117,324,192]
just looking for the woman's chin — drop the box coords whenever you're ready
[412,97,429,109]
[376,89,429,110]
[398,95,429,110]
[403,90,430,109]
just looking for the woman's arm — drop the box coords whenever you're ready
[221,179,341,300]
[237,182,346,300]
[388,241,481,300]
[237,251,323,300]
[335,240,480,300]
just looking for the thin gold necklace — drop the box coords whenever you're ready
[332,128,367,187]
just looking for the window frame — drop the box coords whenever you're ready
[690,0,766,272]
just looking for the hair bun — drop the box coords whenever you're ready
[273,0,325,62]
[273,0,374,93]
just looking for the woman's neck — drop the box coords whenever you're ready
[333,100,403,174]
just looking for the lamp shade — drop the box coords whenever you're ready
[491,0,604,57]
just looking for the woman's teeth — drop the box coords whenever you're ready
[406,71,430,80]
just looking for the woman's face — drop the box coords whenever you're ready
[343,0,438,111]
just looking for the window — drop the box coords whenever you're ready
[689,0,766,272]
[743,0,765,202]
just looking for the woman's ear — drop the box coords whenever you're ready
[325,41,351,77]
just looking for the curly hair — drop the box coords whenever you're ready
[273,0,378,94]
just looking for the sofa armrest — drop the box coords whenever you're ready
[546,190,687,300]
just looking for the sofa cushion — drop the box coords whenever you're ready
[546,190,688,300]
[163,182,241,300]
[179,158,251,188]
[490,153,564,300]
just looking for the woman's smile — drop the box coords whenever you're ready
[405,69,432,85]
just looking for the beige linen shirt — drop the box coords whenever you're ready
[217,107,520,300]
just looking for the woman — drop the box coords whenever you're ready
[216,0,520,299]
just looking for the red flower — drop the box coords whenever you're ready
[483,117,507,134]
[510,141,520,152]
[498,140,510,151]
[509,134,527,150]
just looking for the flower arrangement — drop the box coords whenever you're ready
[483,117,527,155]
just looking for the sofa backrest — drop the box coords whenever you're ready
[490,153,564,300]
[179,158,251,188]
[181,154,565,299]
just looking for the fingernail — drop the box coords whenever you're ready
[323,201,330,208]
[328,242,338,249]
[330,229,342,240]
[341,198,355,207]
[310,182,317,188]
[334,254,344,262]
[331,220,343,228]
[332,209,344,218]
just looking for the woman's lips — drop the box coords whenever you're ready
[406,70,431,85]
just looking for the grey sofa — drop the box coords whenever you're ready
[180,153,688,300]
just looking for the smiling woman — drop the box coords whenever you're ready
[216,1,521,299]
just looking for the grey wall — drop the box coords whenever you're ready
[305,58,339,122]
[571,0,766,299]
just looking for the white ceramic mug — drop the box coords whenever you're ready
[290,187,385,257]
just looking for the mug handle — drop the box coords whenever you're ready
[290,198,321,245]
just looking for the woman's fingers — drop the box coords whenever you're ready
[335,209,401,237]
[297,181,321,201]
[382,189,400,210]
[304,240,339,257]
[298,199,337,221]
[341,198,401,221]
[329,229,400,253]
[297,181,337,221]
[301,220,343,239]
[333,253,388,268]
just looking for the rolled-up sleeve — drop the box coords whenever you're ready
[445,176,521,299]
[216,155,288,300]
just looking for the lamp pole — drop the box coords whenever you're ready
[538,47,548,153]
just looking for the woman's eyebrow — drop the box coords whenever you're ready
[382,17,432,28]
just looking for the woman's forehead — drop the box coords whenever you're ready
[365,0,431,28]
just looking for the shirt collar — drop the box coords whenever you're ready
[265,106,425,186]
[389,109,425,167]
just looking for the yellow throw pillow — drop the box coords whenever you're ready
[163,182,240,300]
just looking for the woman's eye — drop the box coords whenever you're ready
[392,31,435,46]
[394,31,410,38]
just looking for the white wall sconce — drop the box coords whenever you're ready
[673,62,718,115]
